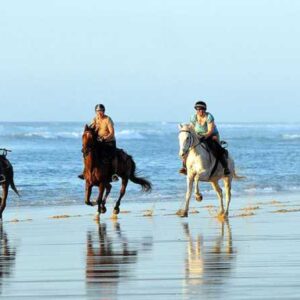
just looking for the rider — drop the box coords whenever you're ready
[79,104,119,182]
[179,100,230,176]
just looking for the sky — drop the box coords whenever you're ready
[0,0,299,122]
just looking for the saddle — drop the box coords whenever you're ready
[201,140,229,178]
[100,148,128,164]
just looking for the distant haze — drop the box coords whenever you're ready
[0,0,299,122]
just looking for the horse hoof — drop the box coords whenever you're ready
[85,201,93,206]
[176,209,188,218]
[195,194,203,202]
[101,206,107,214]
[113,208,120,215]
[111,214,118,220]
[217,212,228,221]
[94,213,100,222]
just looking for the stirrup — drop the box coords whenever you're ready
[0,174,6,183]
[112,174,119,182]
[179,168,187,175]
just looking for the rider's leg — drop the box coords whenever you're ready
[179,155,187,175]
[205,137,230,176]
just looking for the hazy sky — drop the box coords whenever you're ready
[0,0,299,122]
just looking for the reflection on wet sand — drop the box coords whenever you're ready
[183,220,236,297]
[86,222,152,299]
[0,225,16,295]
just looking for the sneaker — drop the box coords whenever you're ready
[78,174,84,180]
[112,174,119,182]
[0,174,6,183]
[179,167,187,175]
[224,168,231,176]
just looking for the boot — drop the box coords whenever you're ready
[78,168,85,180]
[78,174,84,180]
[179,158,187,175]
[219,155,230,176]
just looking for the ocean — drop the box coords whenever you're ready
[1,122,299,207]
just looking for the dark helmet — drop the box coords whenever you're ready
[194,101,207,110]
[95,104,105,112]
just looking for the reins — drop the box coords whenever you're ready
[179,129,213,166]
[179,130,210,157]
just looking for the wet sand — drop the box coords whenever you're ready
[1,196,300,299]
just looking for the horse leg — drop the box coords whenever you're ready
[194,175,203,202]
[177,175,194,218]
[210,180,224,215]
[97,183,106,214]
[84,182,93,206]
[0,184,8,220]
[113,178,128,215]
[223,176,232,217]
[103,183,112,204]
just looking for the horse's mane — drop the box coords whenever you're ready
[83,125,97,139]
[179,123,198,137]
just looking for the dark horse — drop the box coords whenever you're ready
[0,149,20,220]
[81,125,151,217]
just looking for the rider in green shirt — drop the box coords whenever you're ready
[179,101,230,176]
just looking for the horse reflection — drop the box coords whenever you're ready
[86,222,152,299]
[0,225,17,294]
[183,220,236,296]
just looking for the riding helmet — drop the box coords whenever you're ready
[194,101,207,110]
[95,104,105,112]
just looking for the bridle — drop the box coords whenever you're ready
[179,129,208,156]
[179,130,196,156]
[81,132,94,158]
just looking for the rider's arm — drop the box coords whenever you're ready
[205,121,215,138]
[103,118,115,141]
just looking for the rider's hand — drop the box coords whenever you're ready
[199,136,205,142]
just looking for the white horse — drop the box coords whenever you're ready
[178,124,237,218]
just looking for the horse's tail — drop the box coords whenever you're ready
[128,157,152,192]
[232,170,246,180]
[10,178,20,196]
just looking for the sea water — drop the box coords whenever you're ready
[0,122,299,207]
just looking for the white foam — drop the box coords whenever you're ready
[115,129,145,140]
[282,134,300,140]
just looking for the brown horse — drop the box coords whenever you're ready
[81,125,152,217]
[0,149,20,220]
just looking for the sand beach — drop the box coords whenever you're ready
[1,194,300,299]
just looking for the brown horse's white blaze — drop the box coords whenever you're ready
[81,125,151,217]
[178,124,236,218]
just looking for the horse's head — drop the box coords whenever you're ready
[82,125,96,158]
[178,124,195,157]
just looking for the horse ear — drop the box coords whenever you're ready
[84,124,89,131]
[178,123,183,129]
